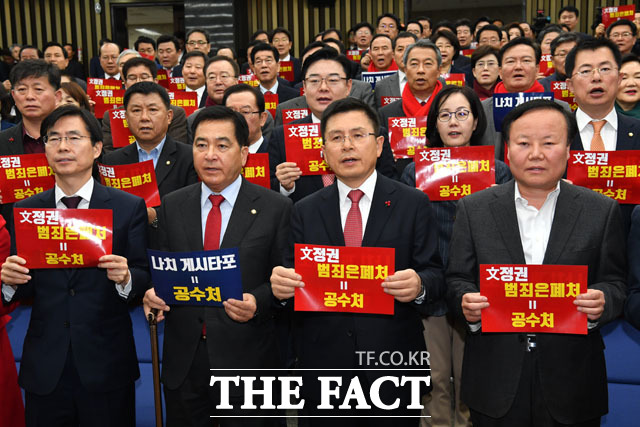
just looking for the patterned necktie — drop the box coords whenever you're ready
[344,190,364,247]
[61,196,82,209]
[204,194,225,250]
[590,120,606,151]
[322,174,335,187]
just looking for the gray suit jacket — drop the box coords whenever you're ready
[446,179,626,423]
[479,97,572,160]
[374,72,400,108]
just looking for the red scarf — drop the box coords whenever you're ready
[368,59,399,72]
[205,97,218,107]
[493,80,545,93]
[401,80,443,118]
[473,80,497,101]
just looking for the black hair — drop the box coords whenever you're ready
[122,57,158,80]
[270,27,293,44]
[251,30,269,41]
[502,99,576,145]
[498,37,542,66]
[323,38,346,54]
[426,85,487,147]
[134,36,156,51]
[606,19,638,38]
[353,22,375,35]
[565,37,622,77]
[376,13,401,31]
[123,81,171,110]
[433,20,456,34]
[156,35,180,52]
[405,20,424,34]
[476,24,502,42]
[471,45,500,68]
[505,22,525,39]
[536,24,564,44]
[558,5,579,18]
[10,59,61,90]
[41,105,103,146]
[323,28,343,41]
[473,16,492,33]
[43,42,68,59]
[301,41,329,60]
[222,84,265,113]
[320,97,379,139]
[455,19,472,31]
[250,43,280,63]
[19,45,43,59]
[191,106,250,147]
[205,55,240,77]
[550,32,582,56]
[216,47,237,61]
[432,30,460,61]
[370,33,393,48]
[186,28,210,43]
[393,32,418,49]
[301,48,351,80]
[182,50,207,64]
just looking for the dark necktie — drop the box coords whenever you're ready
[344,190,364,247]
[61,196,82,209]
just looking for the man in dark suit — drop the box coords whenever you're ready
[447,99,626,426]
[537,32,580,92]
[0,60,62,224]
[250,43,299,103]
[156,35,182,78]
[100,57,188,153]
[223,84,270,153]
[269,27,303,84]
[625,205,640,330]
[373,32,417,108]
[271,98,443,425]
[102,82,198,227]
[182,50,209,108]
[96,42,121,80]
[269,48,396,203]
[1,105,149,426]
[143,106,292,426]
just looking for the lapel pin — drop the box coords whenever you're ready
[8,137,14,143]
[385,200,391,207]
[166,160,171,165]
[251,209,257,214]
[629,132,634,137]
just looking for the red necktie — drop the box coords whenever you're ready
[344,190,364,247]
[322,174,335,187]
[204,194,225,250]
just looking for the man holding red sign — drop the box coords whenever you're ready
[1,106,149,426]
[447,100,626,426]
[271,98,443,423]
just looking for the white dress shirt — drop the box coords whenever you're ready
[259,80,279,95]
[249,136,264,154]
[514,182,560,264]
[398,70,407,94]
[200,175,242,245]
[186,85,206,107]
[336,171,377,236]
[575,107,618,151]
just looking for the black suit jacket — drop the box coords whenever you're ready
[446,180,626,423]
[267,115,398,202]
[101,135,198,200]
[6,182,150,394]
[285,173,443,401]
[625,205,640,329]
[155,179,292,389]
[274,77,300,104]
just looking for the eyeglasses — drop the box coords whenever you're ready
[231,109,260,117]
[572,67,618,78]
[326,131,376,145]
[272,38,290,44]
[378,24,396,29]
[187,40,208,46]
[126,74,153,82]
[100,55,118,61]
[206,73,235,82]
[304,76,347,88]
[254,58,275,66]
[437,109,471,122]
[475,60,498,69]
[43,134,91,145]
[610,31,633,39]
[356,30,371,36]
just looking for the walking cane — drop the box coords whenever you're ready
[148,308,164,427]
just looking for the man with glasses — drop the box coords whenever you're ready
[376,12,401,40]
[539,32,582,92]
[223,84,270,153]
[353,22,375,51]
[1,105,149,426]
[250,43,299,103]
[374,32,418,108]
[269,48,396,202]
[269,27,302,84]
[98,42,121,80]
[606,20,637,56]
[100,57,188,153]
[185,29,211,55]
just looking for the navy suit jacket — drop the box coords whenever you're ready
[267,115,398,202]
[6,182,150,394]
[625,205,640,329]
[274,77,300,104]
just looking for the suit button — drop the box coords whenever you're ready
[69,289,75,296]
[346,330,353,337]
[63,321,70,328]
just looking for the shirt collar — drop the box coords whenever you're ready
[514,180,560,206]
[576,107,618,132]
[260,79,279,94]
[337,170,377,205]
[136,136,167,156]
[200,174,242,208]
[249,135,264,153]
[310,114,321,123]
[398,70,406,82]
[55,178,94,205]
[282,54,291,61]
[105,72,121,80]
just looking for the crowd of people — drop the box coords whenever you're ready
[1,4,640,427]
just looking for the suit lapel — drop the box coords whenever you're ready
[543,182,581,264]
[88,181,111,209]
[361,175,395,247]
[154,137,177,187]
[489,181,526,263]
[221,179,260,248]
[179,183,205,250]
[616,114,637,150]
[319,184,345,246]
[7,124,25,155]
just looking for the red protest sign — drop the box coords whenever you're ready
[387,116,428,159]
[169,76,186,91]
[381,96,401,107]
[415,146,495,200]
[238,74,259,87]
[284,123,331,175]
[282,108,310,124]
[87,79,125,119]
[242,153,270,188]
[109,108,135,148]
[443,73,466,86]
[169,91,198,116]
[346,49,362,62]
[551,81,577,111]
[0,154,54,203]
[461,48,475,58]
[294,244,395,315]
[156,69,170,89]
[480,264,588,334]
[567,150,640,204]
[14,208,113,269]
[97,161,160,207]
[264,93,279,118]
[602,5,635,29]
[278,60,295,82]
[538,54,555,77]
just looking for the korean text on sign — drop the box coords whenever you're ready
[148,248,243,307]
[480,264,588,334]
[14,208,113,269]
[294,244,396,315]
[242,153,270,189]
[0,154,55,203]
[97,160,161,207]
[387,116,428,159]
[567,150,640,204]
[602,5,635,28]
[109,108,136,148]
[284,123,332,175]
[414,146,495,201]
